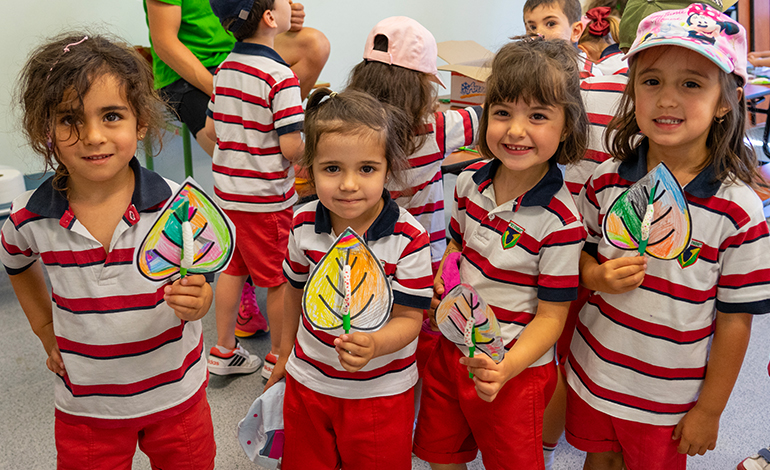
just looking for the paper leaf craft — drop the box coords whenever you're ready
[135,177,235,282]
[436,284,505,363]
[302,228,393,333]
[603,163,691,260]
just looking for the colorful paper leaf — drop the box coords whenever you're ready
[603,163,691,260]
[436,283,505,363]
[135,177,235,282]
[303,228,392,332]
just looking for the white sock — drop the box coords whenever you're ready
[216,345,233,354]
[543,442,557,470]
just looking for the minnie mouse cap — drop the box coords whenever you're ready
[624,3,747,85]
[363,16,445,88]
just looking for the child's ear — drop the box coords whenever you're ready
[137,122,148,141]
[716,86,743,119]
[570,21,585,43]
[263,9,277,29]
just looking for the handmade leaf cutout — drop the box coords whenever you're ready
[135,177,235,281]
[436,283,505,363]
[303,228,393,332]
[603,163,691,260]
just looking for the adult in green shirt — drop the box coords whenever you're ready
[144,0,329,155]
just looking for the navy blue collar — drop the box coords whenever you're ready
[471,159,564,207]
[231,42,289,67]
[314,190,400,242]
[26,157,171,218]
[618,139,722,199]
[600,43,621,59]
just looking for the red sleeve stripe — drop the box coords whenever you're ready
[568,356,698,415]
[687,195,751,230]
[212,164,289,180]
[293,341,415,381]
[462,109,474,145]
[306,250,325,264]
[274,105,304,121]
[545,198,580,225]
[216,141,281,156]
[293,210,316,228]
[220,62,276,86]
[396,275,433,290]
[214,87,269,108]
[543,226,586,247]
[214,186,295,204]
[538,273,580,289]
[285,257,309,275]
[719,222,769,251]
[435,111,446,156]
[61,340,203,397]
[1,233,33,257]
[567,181,584,196]
[592,295,715,344]
[53,285,167,314]
[464,248,538,287]
[57,322,186,359]
[719,268,770,288]
[575,320,706,380]
[269,76,301,101]
[491,305,535,326]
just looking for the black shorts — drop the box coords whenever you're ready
[158,68,216,137]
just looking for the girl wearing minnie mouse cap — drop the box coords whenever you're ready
[564,4,770,469]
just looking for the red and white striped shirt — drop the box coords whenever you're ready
[0,158,207,427]
[388,107,481,265]
[449,160,586,365]
[564,73,628,197]
[592,44,629,76]
[282,194,434,399]
[207,42,303,212]
[567,140,770,425]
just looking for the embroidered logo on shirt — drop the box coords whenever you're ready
[501,221,525,250]
[678,239,703,269]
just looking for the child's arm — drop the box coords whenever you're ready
[164,274,213,322]
[748,51,770,67]
[460,299,569,402]
[579,250,646,294]
[265,284,303,390]
[672,311,752,456]
[432,238,463,310]
[8,262,65,376]
[334,304,422,373]
[279,131,304,163]
[203,116,216,145]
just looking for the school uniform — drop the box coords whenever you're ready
[413,159,586,469]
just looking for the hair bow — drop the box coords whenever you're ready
[586,7,612,37]
[687,3,722,21]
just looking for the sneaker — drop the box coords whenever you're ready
[261,352,278,380]
[739,447,770,470]
[235,283,269,338]
[208,342,261,375]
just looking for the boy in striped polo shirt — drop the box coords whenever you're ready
[205,0,304,377]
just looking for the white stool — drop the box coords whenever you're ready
[0,166,26,217]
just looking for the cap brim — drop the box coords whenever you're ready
[429,73,446,88]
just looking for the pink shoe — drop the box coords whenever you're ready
[235,283,269,338]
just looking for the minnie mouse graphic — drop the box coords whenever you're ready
[686,3,739,45]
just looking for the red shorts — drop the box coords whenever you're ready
[282,373,414,470]
[416,319,441,374]
[55,394,215,470]
[556,285,591,375]
[565,387,686,470]
[413,337,556,468]
[223,208,292,287]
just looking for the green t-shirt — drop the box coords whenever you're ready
[143,0,236,89]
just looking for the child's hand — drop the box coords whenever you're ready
[592,256,647,294]
[459,354,516,402]
[164,275,213,321]
[672,405,720,456]
[46,344,66,377]
[289,1,305,31]
[431,272,445,312]
[265,356,289,391]
[334,333,375,372]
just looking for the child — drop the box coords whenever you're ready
[413,37,588,470]
[523,0,599,78]
[266,88,434,469]
[205,0,305,378]
[1,33,215,468]
[346,15,481,373]
[566,5,770,469]
[578,6,628,75]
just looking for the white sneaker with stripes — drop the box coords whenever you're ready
[207,341,261,375]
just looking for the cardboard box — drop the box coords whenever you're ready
[437,41,494,107]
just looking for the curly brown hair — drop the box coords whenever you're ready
[301,88,412,188]
[607,48,758,186]
[15,32,165,193]
[478,37,588,166]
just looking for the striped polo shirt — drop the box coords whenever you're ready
[282,194,433,399]
[449,160,586,366]
[207,42,304,212]
[592,44,629,76]
[388,107,481,266]
[0,158,207,427]
[567,140,770,426]
[564,73,628,197]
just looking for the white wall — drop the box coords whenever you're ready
[0,0,525,174]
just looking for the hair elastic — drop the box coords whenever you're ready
[319,91,338,105]
[48,36,89,74]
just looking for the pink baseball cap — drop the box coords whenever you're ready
[363,16,445,88]
[624,3,747,85]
